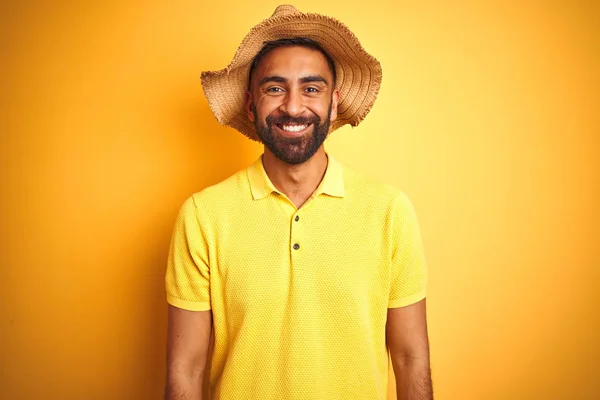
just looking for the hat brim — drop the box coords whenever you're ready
[201,11,382,142]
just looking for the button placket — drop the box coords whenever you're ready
[290,212,303,254]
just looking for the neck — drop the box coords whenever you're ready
[261,146,328,208]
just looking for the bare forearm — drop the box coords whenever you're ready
[393,359,433,400]
[164,374,203,400]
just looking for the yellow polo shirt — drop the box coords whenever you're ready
[166,152,428,400]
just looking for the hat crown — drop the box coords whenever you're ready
[271,4,301,17]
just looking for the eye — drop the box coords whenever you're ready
[305,87,320,93]
[266,86,284,93]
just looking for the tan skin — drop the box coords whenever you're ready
[387,299,433,399]
[246,46,340,209]
[165,46,432,400]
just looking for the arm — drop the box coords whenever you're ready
[164,196,213,399]
[387,299,433,400]
[165,306,213,400]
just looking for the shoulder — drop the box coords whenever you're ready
[182,166,250,215]
[338,162,420,223]
[341,163,405,205]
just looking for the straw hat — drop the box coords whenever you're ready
[200,4,382,142]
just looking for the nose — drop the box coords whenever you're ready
[279,88,305,117]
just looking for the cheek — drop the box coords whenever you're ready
[254,97,281,119]
[306,98,331,117]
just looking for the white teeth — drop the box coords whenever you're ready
[282,124,307,132]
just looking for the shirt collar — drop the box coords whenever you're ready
[247,152,345,200]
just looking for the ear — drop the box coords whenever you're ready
[245,91,255,122]
[329,88,340,122]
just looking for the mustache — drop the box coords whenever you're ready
[266,113,321,126]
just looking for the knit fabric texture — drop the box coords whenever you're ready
[165,152,428,399]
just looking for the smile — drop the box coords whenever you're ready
[277,123,310,132]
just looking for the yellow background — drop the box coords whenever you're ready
[1,1,598,399]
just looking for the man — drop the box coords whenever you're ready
[165,5,432,400]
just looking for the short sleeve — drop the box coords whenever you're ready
[165,196,211,311]
[388,192,428,308]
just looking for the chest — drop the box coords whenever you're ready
[209,198,393,315]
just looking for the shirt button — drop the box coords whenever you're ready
[294,215,299,222]
[293,243,300,250]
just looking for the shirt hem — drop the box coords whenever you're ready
[167,295,211,311]
[388,290,426,308]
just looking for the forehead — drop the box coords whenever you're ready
[251,46,333,82]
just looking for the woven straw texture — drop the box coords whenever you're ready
[201,4,382,141]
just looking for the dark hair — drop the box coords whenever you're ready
[248,38,337,88]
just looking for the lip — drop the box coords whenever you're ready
[274,123,312,137]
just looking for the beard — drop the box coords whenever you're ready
[253,101,332,165]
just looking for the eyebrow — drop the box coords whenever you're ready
[258,75,329,86]
[258,76,287,86]
[299,75,329,85]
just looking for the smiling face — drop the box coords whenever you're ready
[246,45,340,165]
